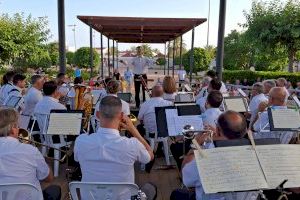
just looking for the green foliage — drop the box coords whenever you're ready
[74,47,100,68]
[156,57,166,65]
[223,70,300,85]
[182,48,213,74]
[46,42,59,66]
[130,44,154,57]
[0,13,50,66]
[66,51,75,65]
[168,38,187,56]
[244,0,300,72]
[28,48,52,69]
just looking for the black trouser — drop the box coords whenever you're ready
[43,185,61,200]
[170,189,196,200]
[134,74,147,108]
[170,140,192,170]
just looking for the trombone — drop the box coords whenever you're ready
[18,128,73,163]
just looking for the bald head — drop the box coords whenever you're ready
[151,85,164,97]
[269,87,287,106]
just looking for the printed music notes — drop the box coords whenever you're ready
[268,108,300,130]
[47,112,82,135]
[194,144,300,194]
[223,97,248,113]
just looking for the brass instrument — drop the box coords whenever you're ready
[18,128,73,162]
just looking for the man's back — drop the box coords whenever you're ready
[74,128,151,183]
[34,96,66,115]
[0,83,14,105]
[23,87,43,116]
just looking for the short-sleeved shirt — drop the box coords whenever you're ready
[0,137,49,196]
[138,97,173,133]
[0,83,14,105]
[202,108,222,127]
[248,93,268,124]
[74,127,150,199]
[177,70,187,81]
[34,96,66,115]
[23,87,43,116]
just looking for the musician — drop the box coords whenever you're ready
[23,75,44,116]
[246,83,268,127]
[74,96,154,199]
[56,73,70,105]
[171,111,258,200]
[276,77,290,99]
[113,68,121,80]
[196,78,222,113]
[138,85,173,135]
[0,108,61,200]
[162,76,177,102]
[253,87,294,144]
[124,67,133,92]
[0,71,15,105]
[132,46,151,108]
[195,77,211,101]
[34,81,66,115]
[262,79,276,98]
[206,70,227,94]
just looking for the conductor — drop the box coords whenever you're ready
[132,46,151,108]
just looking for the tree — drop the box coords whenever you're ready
[46,42,59,66]
[168,38,187,56]
[74,47,100,68]
[0,13,50,66]
[66,51,75,65]
[244,0,300,72]
[182,47,212,74]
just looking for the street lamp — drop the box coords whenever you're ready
[68,24,77,50]
[206,0,211,47]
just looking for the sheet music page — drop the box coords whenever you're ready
[256,145,300,189]
[165,109,178,136]
[271,109,300,129]
[174,115,203,134]
[237,88,247,97]
[224,98,247,112]
[47,113,82,135]
[194,146,268,194]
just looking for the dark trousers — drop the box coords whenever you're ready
[134,74,147,108]
[170,140,192,170]
[43,185,61,200]
[170,189,196,200]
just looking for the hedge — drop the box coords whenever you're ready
[223,70,300,86]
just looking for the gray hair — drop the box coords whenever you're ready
[0,108,18,137]
[252,82,264,94]
[263,79,276,88]
[31,75,42,85]
[99,96,122,119]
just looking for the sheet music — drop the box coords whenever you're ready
[174,115,203,135]
[256,145,300,189]
[237,88,247,97]
[47,113,82,135]
[165,109,178,136]
[224,98,247,112]
[194,146,268,194]
[184,84,192,92]
[271,109,300,129]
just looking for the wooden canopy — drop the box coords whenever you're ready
[77,16,207,43]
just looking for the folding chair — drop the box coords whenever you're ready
[0,183,42,200]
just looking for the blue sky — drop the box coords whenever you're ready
[0,0,254,51]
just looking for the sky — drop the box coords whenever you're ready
[0,0,254,51]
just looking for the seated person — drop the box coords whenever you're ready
[0,108,60,200]
[196,78,222,113]
[171,111,258,200]
[253,87,294,144]
[162,76,177,102]
[195,77,211,101]
[0,71,15,105]
[138,85,173,135]
[74,96,154,199]
[206,70,227,94]
[170,90,223,170]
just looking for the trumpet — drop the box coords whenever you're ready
[18,128,73,163]
[181,125,213,140]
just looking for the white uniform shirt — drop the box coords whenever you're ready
[196,95,207,113]
[23,87,43,116]
[248,93,268,124]
[202,108,222,127]
[131,56,150,75]
[34,96,66,115]
[177,70,187,81]
[220,82,228,94]
[0,83,14,105]
[74,127,151,199]
[195,87,208,101]
[163,93,176,102]
[94,94,130,116]
[3,86,25,111]
[138,97,173,133]
[183,156,258,200]
[0,137,49,197]
[253,106,294,144]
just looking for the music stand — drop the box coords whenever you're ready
[177,104,201,116]
[117,92,132,103]
[268,107,300,131]
[47,110,84,135]
[214,138,280,147]
[174,92,195,103]
[223,96,249,113]
[155,106,176,138]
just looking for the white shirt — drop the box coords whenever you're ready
[163,93,176,102]
[253,106,294,144]
[0,137,49,198]
[23,87,43,116]
[138,97,173,133]
[195,87,208,101]
[249,93,268,124]
[34,96,66,115]
[74,127,151,199]
[94,94,130,116]
[3,86,25,111]
[196,95,207,113]
[0,83,14,105]
[202,108,222,127]
[183,156,258,200]
[220,82,228,94]
[131,56,150,74]
[177,70,186,81]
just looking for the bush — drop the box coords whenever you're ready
[156,57,166,65]
[183,48,212,74]
[223,70,300,86]
[66,51,75,65]
[74,47,100,68]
